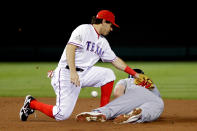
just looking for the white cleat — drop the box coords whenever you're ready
[76,112,106,122]
[114,108,142,124]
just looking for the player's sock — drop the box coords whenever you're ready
[30,100,54,118]
[100,81,114,107]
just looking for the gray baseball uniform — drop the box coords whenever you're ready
[92,78,164,123]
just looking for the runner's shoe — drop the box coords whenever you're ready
[76,112,106,122]
[113,108,142,124]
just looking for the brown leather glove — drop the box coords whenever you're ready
[134,74,154,90]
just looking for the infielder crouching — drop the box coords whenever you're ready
[19,10,153,121]
[76,69,164,124]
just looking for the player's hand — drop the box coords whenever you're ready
[134,73,140,78]
[70,71,80,87]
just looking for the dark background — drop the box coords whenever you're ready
[1,3,197,61]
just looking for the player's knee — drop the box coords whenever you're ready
[54,107,72,121]
[104,68,116,81]
[160,100,164,111]
[55,112,71,121]
[60,114,70,121]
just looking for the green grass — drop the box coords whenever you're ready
[0,62,197,99]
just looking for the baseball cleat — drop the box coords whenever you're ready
[113,108,142,124]
[76,112,106,122]
[19,95,35,121]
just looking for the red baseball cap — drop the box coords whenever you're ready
[96,10,120,28]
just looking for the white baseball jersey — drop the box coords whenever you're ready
[51,24,116,120]
[58,24,117,69]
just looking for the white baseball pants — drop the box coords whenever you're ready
[51,66,116,120]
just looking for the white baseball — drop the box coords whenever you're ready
[91,91,98,97]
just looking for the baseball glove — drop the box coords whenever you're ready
[134,74,154,90]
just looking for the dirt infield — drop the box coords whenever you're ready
[0,97,197,131]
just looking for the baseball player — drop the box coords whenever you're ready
[19,10,153,121]
[76,69,164,124]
